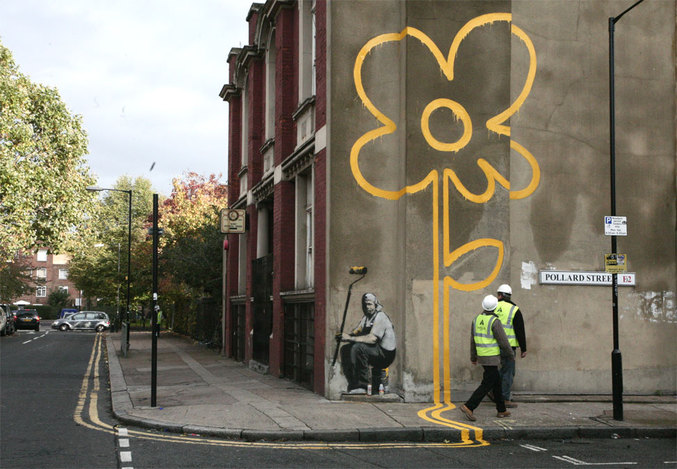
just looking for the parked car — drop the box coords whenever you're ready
[14,309,40,331]
[52,311,110,332]
[1,304,15,335]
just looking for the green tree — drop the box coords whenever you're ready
[47,288,71,309]
[0,254,31,302]
[68,176,155,310]
[0,40,95,260]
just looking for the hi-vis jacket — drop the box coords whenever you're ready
[470,312,514,366]
[494,300,519,347]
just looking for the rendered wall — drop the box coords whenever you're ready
[326,0,676,402]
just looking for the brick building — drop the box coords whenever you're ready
[14,248,79,307]
[220,0,326,393]
[221,0,675,403]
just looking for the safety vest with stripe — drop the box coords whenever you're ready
[495,300,519,347]
[473,314,500,357]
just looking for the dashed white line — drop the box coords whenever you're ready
[118,427,133,467]
[521,443,547,452]
[553,455,637,465]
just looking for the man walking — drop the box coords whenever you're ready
[460,295,514,421]
[494,284,527,408]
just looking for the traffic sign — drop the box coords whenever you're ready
[604,216,627,236]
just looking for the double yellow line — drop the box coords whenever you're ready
[75,336,487,449]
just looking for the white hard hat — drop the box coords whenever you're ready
[482,295,498,312]
[497,284,512,295]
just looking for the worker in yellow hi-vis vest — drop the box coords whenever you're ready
[459,295,515,422]
[493,284,527,409]
[154,305,163,329]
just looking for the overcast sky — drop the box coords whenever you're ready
[0,0,252,195]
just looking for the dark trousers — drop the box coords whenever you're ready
[341,342,396,391]
[465,365,506,413]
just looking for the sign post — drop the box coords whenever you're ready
[609,0,645,422]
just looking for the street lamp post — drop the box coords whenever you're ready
[608,0,645,422]
[87,186,132,348]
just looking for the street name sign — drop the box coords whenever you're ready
[539,271,635,286]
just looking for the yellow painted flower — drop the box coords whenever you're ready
[349,13,540,428]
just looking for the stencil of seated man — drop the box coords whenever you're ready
[340,293,396,394]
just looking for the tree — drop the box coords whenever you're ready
[48,288,71,309]
[158,173,227,338]
[68,176,155,310]
[0,254,31,302]
[160,173,227,297]
[0,40,95,261]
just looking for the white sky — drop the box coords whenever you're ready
[0,0,252,196]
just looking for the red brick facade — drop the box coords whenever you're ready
[221,0,327,393]
[14,249,79,307]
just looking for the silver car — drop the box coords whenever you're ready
[52,311,110,332]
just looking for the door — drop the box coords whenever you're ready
[251,254,273,364]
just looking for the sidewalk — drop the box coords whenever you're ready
[105,331,676,442]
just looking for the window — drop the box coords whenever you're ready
[295,169,314,289]
[36,249,48,262]
[298,0,314,101]
[265,29,276,140]
[240,81,249,199]
[238,232,248,295]
[53,254,69,265]
[36,268,47,279]
[58,269,68,279]
[59,286,69,294]
[36,286,46,297]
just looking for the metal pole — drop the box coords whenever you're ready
[222,237,227,356]
[126,190,132,348]
[608,15,623,423]
[151,194,159,407]
[608,0,645,422]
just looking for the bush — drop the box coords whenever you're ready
[29,304,58,320]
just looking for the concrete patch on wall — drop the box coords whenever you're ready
[402,371,434,403]
[520,260,538,290]
[627,290,676,324]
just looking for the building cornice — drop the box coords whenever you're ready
[282,137,315,180]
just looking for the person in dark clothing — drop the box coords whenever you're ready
[492,284,527,408]
[460,294,515,421]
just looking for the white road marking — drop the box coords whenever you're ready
[118,427,132,466]
[21,331,48,344]
[553,455,637,465]
[521,443,547,452]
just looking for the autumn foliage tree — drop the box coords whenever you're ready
[158,173,227,339]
